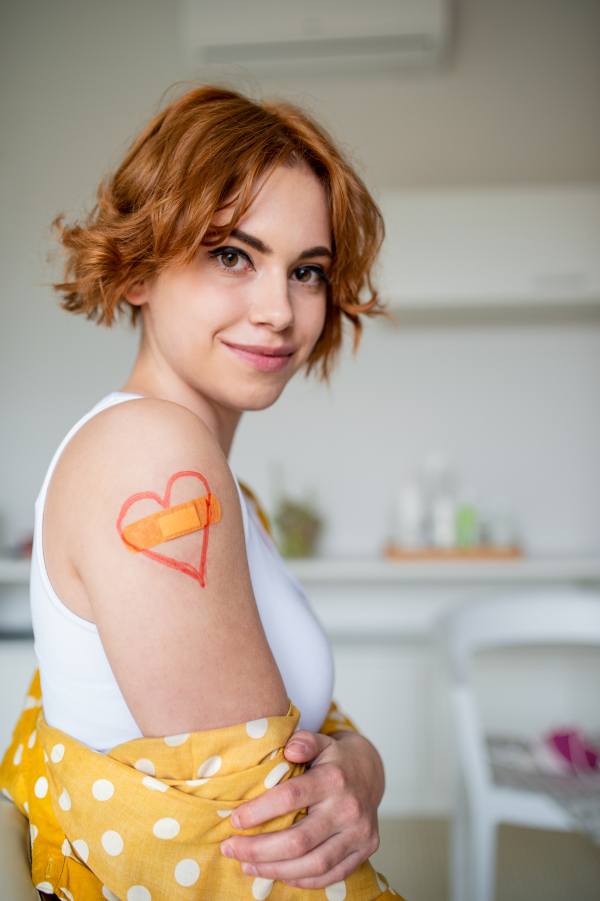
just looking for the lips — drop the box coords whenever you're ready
[222,342,295,372]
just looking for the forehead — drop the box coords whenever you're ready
[217,164,332,248]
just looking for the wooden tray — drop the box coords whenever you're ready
[384,544,524,561]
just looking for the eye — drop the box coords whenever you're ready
[221,251,241,268]
[208,246,254,273]
[292,266,329,286]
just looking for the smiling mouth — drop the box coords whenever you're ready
[222,342,296,372]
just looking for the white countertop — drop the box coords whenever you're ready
[0,559,32,583]
[2,556,600,585]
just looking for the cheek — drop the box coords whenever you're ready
[303,297,328,347]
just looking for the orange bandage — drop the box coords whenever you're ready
[121,495,221,553]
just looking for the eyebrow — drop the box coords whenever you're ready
[229,228,332,261]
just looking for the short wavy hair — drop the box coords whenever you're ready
[53,85,385,378]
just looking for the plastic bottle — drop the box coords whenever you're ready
[395,476,425,550]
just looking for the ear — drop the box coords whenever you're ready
[124,280,152,307]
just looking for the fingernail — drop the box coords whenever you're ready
[221,843,233,858]
[231,813,241,828]
[284,880,297,887]
[286,741,307,754]
[241,864,258,876]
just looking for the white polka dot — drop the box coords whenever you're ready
[102,887,121,901]
[23,801,28,814]
[197,755,221,778]
[174,858,200,886]
[51,743,65,763]
[1,788,13,802]
[142,776,169,793]
[153,817,180,839]
[185,778,209,787]
[217,808,236,818]
[73,839,89,862]
[246,718,268,739]
[328,711,347,722]
[270,749,279,760]
[62,837,71,856]
[134,758,155,776]
[36,883,54,893]
[93,779,115,801]
[30,824,38,845]
[34,776,48,799]
[376,872,387,893]
[127,886,151,901]
[102,830,124,856]
[27,730,37,749]
[44,750,49,762]
[264,761,290,789]
[23,695,37,709]
[325,881,347,901]
[59,889,75,901]
[13,743,23,765]
[59,787,71,810]
[390,890,397,896]
[252,877,274,899]
[164,733,189,747]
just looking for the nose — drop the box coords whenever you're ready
[248,270,294,332]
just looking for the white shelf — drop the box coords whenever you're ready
[378,186,600,309]
[288,556,600,585]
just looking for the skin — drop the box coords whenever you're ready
[43,163,384,889]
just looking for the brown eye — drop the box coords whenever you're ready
[221,252,239,268]
[295,268,312,282]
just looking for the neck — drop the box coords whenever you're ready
[122,341,242,459]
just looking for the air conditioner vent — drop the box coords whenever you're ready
[201,33,438,65]
[180,0,451,75]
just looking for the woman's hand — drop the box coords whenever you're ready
[220,729,385,889]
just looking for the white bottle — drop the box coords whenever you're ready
[431,494,456,549]
[395,477,425,550]
[422,452,456,548]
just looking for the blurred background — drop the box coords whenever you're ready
[1,1,600,898]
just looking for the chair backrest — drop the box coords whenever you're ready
[439,589,600,684]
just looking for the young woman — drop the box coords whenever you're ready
[1,86,401,901]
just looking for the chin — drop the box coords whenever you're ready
[228,381,289,413]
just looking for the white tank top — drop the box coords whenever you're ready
[31,393,334,753]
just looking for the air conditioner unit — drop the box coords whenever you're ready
[179,0,451,76]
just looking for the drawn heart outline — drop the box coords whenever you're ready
[116,470,213,587]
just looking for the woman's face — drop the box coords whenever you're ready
[131,164,331,413]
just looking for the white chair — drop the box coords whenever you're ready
[438,589,600,901]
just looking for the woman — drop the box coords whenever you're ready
[1,86,400,900]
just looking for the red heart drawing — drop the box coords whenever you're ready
[116,471,213,587]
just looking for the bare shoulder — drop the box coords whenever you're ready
[60,397,226,479]
[50,399,234,526]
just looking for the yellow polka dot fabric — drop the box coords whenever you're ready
[0,672,401,901]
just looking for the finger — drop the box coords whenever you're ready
[284,849,366,890]
[223,809,336,865]
[240,837,366,885]
[284,730,333,764]
[230,768,328,831]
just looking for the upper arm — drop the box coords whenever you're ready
[46,399,287,736]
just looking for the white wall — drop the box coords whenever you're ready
[231,317,600,556]
[1,0,599,554]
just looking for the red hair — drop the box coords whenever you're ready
[53,85,384,378]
